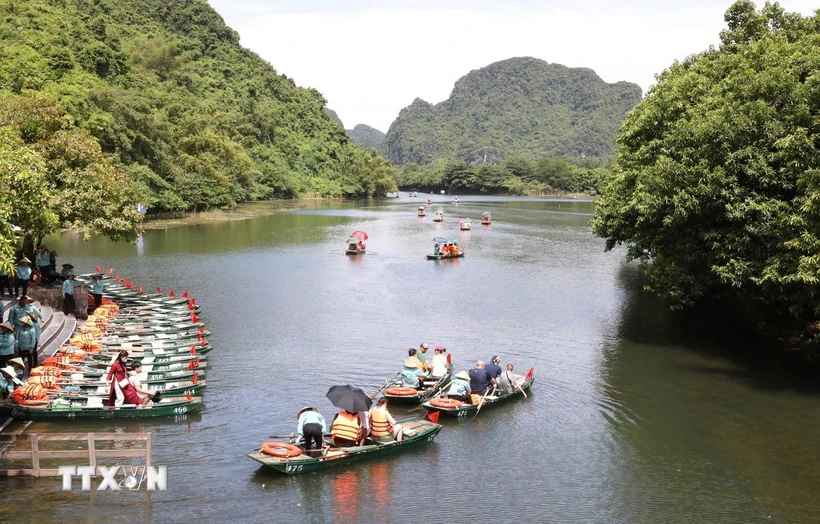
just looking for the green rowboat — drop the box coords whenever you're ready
[383,364,453,405]
[4,397,203,420]
[422,372,534,418]
[247,419,441,475]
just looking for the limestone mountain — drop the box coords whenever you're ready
[346,124,386,156]
[385,57,642,166]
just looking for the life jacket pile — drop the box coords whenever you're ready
[11,384,48,404]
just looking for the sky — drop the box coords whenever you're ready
[207,0,818,132]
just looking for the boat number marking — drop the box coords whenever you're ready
[173,406,188,414]
[427,435,435,442]
[286,465,303,473]
[457,411,467,418]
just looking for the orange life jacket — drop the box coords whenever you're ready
[331,412,361,442]
[370,408,391,437]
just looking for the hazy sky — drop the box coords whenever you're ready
[207,0,818,132]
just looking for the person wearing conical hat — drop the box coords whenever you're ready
[9,357,25,382]
[36,245,53,284]
[62,271,77,316]
[59,263,74,282]
[446,370,473,404]
[90,273,105,312]
[294,406,327,456]
[0,365,20,398]
[8,295,31,331]
[0,322,14,369]
[14,257,32,298]
[400,348,425,388]
[16,316,37,373]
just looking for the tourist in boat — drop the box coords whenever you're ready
[295,406,327,456]
[330,410,363,448]
[400,349,425,387]
[433,242,441,256]
[0,322,14,369]
[62,271,78,316]
[356,240,366,251]
[16,317,37,372]
[468,360,496,396]
[485,356,502,380]
[430,346,448,378]
[128,362,154,406]
[452,242,460,255]
[417,343,430,373]
[496,363,518,394]
[90,273,105,311]
[369,397,403,442]
[446,370,472,404]
[106,350,142,407]
[14,257,32,298]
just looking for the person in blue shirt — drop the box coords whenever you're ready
[17,316,37,372]
[90,273,105,312]
[8,296,30,330]
[59,263,74,282]
[0,322,14,369]
[36,245,52,284]
[446,370,473,404]
[0,366,20,398]
[468,360,496,395]
[485,355,503,380]
[14,258,32,297]
[62,271,77,315]
[294,406,327,456]
[0,267,10,297]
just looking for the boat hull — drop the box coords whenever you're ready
[247,419,441,474]
[4,397,204,420]
[422,376,534,418]
[426,253,465,260]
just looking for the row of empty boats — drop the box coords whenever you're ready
[0,273,208,420]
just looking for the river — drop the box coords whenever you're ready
[2,196,819,523]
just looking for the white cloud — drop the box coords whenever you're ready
[209,1,819,132]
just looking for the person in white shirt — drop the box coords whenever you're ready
[129,362,154,406]
[430,346,448,377]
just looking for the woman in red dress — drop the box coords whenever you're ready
[107,351,142,406]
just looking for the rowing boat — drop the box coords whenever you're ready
[89,352,206,365]
[422,371,534,418]
[426,252,465,260]
[59,379,206,398]
[345,248,366,255]
[77,367,202,381]
[247,418,441,475]
[383,364,453,405]
[3,396,203,420]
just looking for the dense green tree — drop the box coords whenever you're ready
[0,0,397,215]
[592,1,820,329]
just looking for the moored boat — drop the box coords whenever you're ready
[422,369,534,418]
[432,212,444,222]
[247,418,441,475]
[417,206,427,217]
[4,396,203,420]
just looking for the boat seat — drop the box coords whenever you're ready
[152,348,167,355]
[86,397,104,407]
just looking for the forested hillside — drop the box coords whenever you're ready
[0,0,398,214]
[385,57,641,166]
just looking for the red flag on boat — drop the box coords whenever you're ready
[116,274,122,282]
[182,291,189,298]
[446,353,452,364]
[191,312,198,323]
[186,392,191,401]
[169,290,175,297]
[525,367,535,380]
[156,287,161,293]
[200,338,207,347]
[107,268,114,274]
[191,298,196,306]
[198,325,204,333]
[187,301,194,310]
[190,345,196,354]
[426,411,440,424]
[197,333,202,342]
[192,372,198,384]
[96,266,102,273]
[137,287,143,293]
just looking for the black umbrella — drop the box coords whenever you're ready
[326,384,372,413]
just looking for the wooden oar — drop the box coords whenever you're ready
[371,372,401,398]
[475,385,495,416]
[428,379,454,400]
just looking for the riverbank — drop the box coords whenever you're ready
[142,199,344,229]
